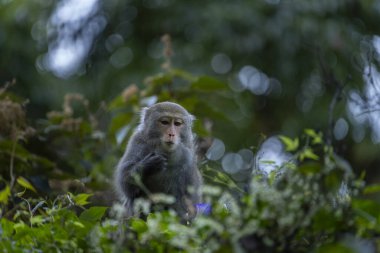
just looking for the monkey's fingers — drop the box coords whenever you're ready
[143,154,167,171]
[151,154,168,170]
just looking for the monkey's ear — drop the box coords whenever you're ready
[140,107,149,123]
[137,107,149,131]
[188,114,196,126]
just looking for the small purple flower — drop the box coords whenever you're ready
[196,203,212,215]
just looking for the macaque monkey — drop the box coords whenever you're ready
[115,102,202,222]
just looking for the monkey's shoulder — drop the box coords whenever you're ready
[128,131,146,144]
[126,131,154,151]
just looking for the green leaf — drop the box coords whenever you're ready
[108,95,125,110]
[298,162,322,174]
[191,76,227,91]
[352,199,380,218]
[146,73,172,86]
[299,148,319,161]
[0,184,11,204]
[304,128,318,137]
[268,170,277,185]
[79,207,107,222]
[304,129,323,144]
[278,136,299,152]
[71,193,93,206]
[30,215,44,226]
[110,113,133,134]
[170,68,196,82]
[202,166,243,193]
[193,119,210,137]
[16,177,37,193]
[131,218,148,233]
[316,243,355,253]
[0,218,14,237]
[0,141,30,160]
[312,208,337,232]
[0,141,54,172]
[73,221,85,228]
[13,222,27,232]
[363,184,380,194]
[324,171,342,191]
[260,160,277,165]
[15,188,26,198]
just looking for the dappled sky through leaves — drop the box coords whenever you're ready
[347,36,380,143]
[30,0,380,146]
[44,0,105,78]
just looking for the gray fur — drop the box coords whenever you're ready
[114,102,202,221]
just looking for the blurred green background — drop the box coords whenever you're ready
[1,0,380,183]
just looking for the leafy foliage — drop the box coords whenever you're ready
[1,63,380,252]
[2,0,380,182]
[1,1,380,252]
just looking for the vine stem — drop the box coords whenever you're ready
[10,135,17,191]
[327,87,341,145]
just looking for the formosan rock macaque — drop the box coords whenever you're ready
[114,102,202,221]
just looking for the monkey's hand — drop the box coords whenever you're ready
[139,152,168,174]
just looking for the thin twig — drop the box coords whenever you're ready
[317,48,348,145]
[9,135,17,191]
[356,108,380,116]
[327,84,344,145]
[364,47,380,94]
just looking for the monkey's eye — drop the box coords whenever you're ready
[174,121,183,126]
[160,120,170,125]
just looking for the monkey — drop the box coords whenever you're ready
[114,102,202,222]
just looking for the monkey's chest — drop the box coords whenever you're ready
[143,168,184,195]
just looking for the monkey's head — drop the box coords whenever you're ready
[139,102,195,152]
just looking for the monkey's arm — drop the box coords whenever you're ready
[115,136,167,201]
[118,153,167,184]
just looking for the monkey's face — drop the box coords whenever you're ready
[158,116,184,152]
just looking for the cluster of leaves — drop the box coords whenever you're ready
[1,64,380,252]
[0,193,108,252]
[1,132,380,252]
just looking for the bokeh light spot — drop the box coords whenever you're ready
[206,139,225,161]
[105,34,124,52]
[256,136,292,175]
[238,65,271,95]
[211,53,232,74]
[109,47,133,69]
[222,153,244,174]
[334,118,349,141]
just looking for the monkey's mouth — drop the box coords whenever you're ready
[163,141,176,150]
